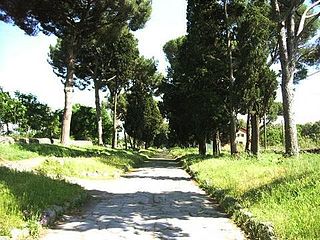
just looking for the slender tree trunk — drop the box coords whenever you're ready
[251,113,260,156]
[212,130,221,157]
[6,122,10,135]
[128,135,133,149]
[133,137,136,150]
[61,44,75,145]
[224,0,237,154]
[272,0,299,156]
[230,113,237,154]
[263,113,267,149]
[198,135,206,155]
[245,112,252,152]
[94,80,104,146]
[124,130,128,150]
[112,92,118,149]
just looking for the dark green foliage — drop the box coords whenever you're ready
[142,96,162,148]
[236,2,278,117]
[14,92,59,137]
[70,104,112,143]
[262,124,283,147]
[124,92,163,149]
[0,0,152,37]
[0,88,26,133]
[123,56,163,149]
[298,121,320,147]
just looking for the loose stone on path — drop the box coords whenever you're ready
[42,157,245,240]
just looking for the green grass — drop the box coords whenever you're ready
[0,167,86,237]
[0,144,39,161]
[182,152,320,240]
[0,144,145,179]
[36,150,144,179]
[168,147,198,158]
[0,143,146,237]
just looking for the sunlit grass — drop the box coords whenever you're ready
[183,152,320,240]
[0,143,146,237]
[168,147,198,158]
[0,167,85,237]
[0,144,39,161]
[36,153,144,180]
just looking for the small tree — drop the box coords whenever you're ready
[0,88,26,134]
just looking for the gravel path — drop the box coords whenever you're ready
[42,157,245,240]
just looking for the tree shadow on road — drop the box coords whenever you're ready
[50,189,229,239]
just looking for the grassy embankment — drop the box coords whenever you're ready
[175,148,320,240]
[0,143,145,237]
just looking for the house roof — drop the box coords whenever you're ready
[237,128,247,133]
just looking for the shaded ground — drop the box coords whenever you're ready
[42,156,245,240]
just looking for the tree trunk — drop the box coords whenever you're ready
[225,0,237,154]
[245,112,251,152]
[6,122,10,135]
[61,45,75,145]
[263,113,267,149]
[94,80,104,146]
[230,112,237,154]
[133,137,136,150]
[273,0,299,156]
[112,92,118,149]
[198,135,206,155]
[251,113,260,156]
[124,130,128,150]
[212,130,221,157]
[281,79,299,155]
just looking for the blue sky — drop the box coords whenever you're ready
[0,0,319,124]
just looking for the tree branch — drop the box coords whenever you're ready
[297,0,320,37]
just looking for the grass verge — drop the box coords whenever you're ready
[182,152,320,240]
[0,144,39,161]
[36,149,144,180]
[168,147,198,158]
[0,143,146,238]
[1,143,145,179]
[0,167,86,238]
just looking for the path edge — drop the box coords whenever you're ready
[2,191,88,240]
[180,157,278,240]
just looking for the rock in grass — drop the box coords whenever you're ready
[40,209,56,226]
[10,228,29,240]
[0,236,10,240]
[0,136,15,144]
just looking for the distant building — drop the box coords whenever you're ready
[236,128,247,145]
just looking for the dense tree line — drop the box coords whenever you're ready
[0,89,114,143]
[1,0,154,147]
[161,0,320,156]
[2,1,320,154]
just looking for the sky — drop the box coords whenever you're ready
[0,0,319,124]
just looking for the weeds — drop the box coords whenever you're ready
[183,152,320,240]
[0,167,85,237]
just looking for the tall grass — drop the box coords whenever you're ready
[36,152,144,179]
[183,152,320,240]
[0,167,85,237]
[169,147,198,158]
[0,144,39,161]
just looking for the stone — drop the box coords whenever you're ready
[0,136,15,144]
[42,158,245,240]
[18,138,29,144]
[29,138,52,144]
